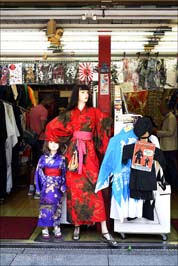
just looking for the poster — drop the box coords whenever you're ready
[131,141,155,172]
[100,73,109,95]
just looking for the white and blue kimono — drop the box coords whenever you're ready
[95,125,162,229]
[95,126,144,225]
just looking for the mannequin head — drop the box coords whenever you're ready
[43,140,60,155]
[134,116,153,139]
[67,84,92,110]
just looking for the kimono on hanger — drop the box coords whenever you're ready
[3,102,20,193]
[95,126,163,226]
[0,101,7,199]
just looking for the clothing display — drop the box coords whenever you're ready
[0,58,177,88]
[3,102,20,193]
[35,153,66,227]
[96,126,141,223]
[122,141,166,200]
[45,106,111,225]
[96,125,165,221]
[0,97,31,198]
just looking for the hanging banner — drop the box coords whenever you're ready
[8,63,23,85]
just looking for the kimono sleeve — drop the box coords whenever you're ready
[34,156,46,193]
[94,108,113,155]
[154,147,166,171]
[45,112,72,143]
[122,144,134,164]
[95,138,114,192]
[60,156,67,193]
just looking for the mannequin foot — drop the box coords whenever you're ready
[42,228,50,239]
[72,226,80,241]
[53,226,62,239]
[101,232,118,247]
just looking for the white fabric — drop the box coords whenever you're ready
[3,103,20,193]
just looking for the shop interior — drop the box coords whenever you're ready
[0,0,177,245]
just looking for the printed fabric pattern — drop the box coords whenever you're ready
[35,153,66,227]
[45,106,112,225]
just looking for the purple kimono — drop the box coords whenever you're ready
[35,153,66,227]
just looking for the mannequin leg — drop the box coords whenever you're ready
[72,224,80,241]
[100,220,118,247]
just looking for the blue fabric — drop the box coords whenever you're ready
[96,127,137,207]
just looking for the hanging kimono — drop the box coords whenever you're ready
[0,101,7,199]
[8,63,23,85]
[122,141,166,200]
[45,107,112,225]
[35,153,66,227]
[0,65,9,85]
[95,126,142,223]
[95,126,164,229]
[3,103,20,193]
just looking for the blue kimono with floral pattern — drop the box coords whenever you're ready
[35,153,66,227]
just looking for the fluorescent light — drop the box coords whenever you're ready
[1,43,50,50]
[81,13,87,20]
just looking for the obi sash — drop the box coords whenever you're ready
[73,131,93,174]
[44,168,61,176]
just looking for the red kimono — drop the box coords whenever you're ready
[45,106,111,225]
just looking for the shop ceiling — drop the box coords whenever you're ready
[1,0,178,60]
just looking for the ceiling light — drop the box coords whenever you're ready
[92,13,97,20]
[81,13,87,20]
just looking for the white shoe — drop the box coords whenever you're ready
[42,229,50,239]
[34,192,40,200]
[53,227,62,238]
[27,186,35,196]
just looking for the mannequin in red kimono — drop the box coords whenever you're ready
[45,84,118,247]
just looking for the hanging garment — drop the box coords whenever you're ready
[8,63,23,85]
[122,141,166,200]
[0,65,9,85]
[3,102,20,193]
[96,127,164,224]
[0,101,7,199]
[96,126,143,223]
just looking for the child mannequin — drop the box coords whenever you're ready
[34,139,66,239]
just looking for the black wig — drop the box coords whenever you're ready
[67,84,93,110]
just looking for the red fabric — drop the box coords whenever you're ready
[45,107,111,225]
[0,217,37,239]
[44,168,61,176]
[98,35,111,115]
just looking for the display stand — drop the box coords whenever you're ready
[114,184,171,241]
[113,85,171,241]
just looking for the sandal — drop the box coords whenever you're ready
[101,232,118,248]
[42,229,50,239]
[53,227,62,239]
[72,226,80,241]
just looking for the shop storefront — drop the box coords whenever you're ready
[0,1,177,246]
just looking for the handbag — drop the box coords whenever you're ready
[68,149,78,172]
[23,129,39,146]
[142,199,155,221]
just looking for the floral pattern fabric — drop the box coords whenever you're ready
[35,153,66,227]
[45,106,112,225]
